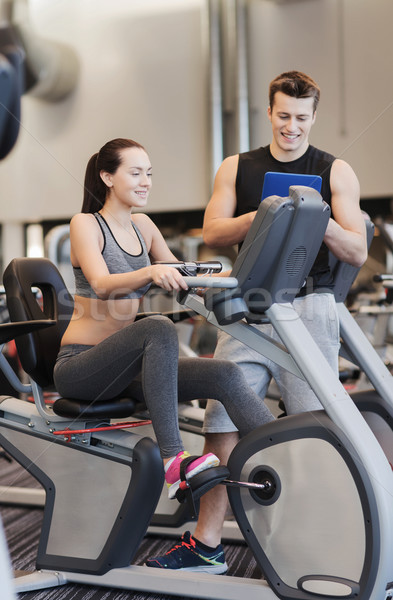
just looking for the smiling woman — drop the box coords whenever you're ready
[59,138,189,343]
[51,136,276,501]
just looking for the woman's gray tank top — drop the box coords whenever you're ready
[73,212,151,299]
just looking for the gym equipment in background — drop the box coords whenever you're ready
[1,187,393,599]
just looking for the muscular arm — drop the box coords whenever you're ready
[324,159,368,268]
[203,155,256,248]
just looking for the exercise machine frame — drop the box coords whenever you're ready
[0,187,393,599]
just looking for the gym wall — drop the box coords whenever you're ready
[0,0,391,227]
[248,0,393,199]
[0,0,210,222]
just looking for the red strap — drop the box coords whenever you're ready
[53,420,152,441]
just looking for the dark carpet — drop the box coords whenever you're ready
[0,452,262,600]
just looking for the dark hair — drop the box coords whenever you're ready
[269,71,320,113]
[82,138,146,213]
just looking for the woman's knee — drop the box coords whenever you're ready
[143,315,178,344]
[212,359,245,388]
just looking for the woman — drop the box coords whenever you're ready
[54,138,275,499]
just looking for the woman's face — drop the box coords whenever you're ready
[103,147,152,208]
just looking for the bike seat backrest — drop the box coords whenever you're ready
[3,257,74,388]
[205,186,331,324]
[328,218,375,302]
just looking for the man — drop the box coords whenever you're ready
[146,70,367,572]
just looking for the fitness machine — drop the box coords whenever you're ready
[0,260,243,541]
[328,222,393,468]
[0,187,392,599]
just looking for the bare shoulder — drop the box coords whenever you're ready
[216,154,239,181]
[132,213,153,228]
[69,213,102,267]
[206,154,240,220]
[331,158,356,176]
[223,153,239,167]
[70,212,97,229]
[132,212,156,235]
[69,213,102,243]
[131,213,157,248]
[330,159,359,194]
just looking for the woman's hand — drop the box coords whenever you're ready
[149,265,189,291]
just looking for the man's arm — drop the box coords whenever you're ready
[324,159,368,268]
[203,155,256,248]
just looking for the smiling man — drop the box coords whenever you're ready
[146,70,368,573]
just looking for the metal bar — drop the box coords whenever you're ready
[52,420,152,438]
[183,276,238,288]
[235,0,250,152]
[223,479,272,490]
[338,302,393,404]
[183,293,304,378]
[0,351,31,395]
[207,0,224,187]
[265,302,393,600]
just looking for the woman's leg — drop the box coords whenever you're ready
[202,328,273,435]
[54,315,184,458]
[177,357,275,437]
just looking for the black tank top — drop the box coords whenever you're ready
[235,144,336,290]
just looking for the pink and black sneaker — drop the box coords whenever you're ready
[165,451,220,499]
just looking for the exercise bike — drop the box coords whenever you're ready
[1,186,393,599]
[0,259,244,541]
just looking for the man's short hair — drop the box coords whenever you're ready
[269,71,320,113]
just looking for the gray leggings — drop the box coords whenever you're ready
[54,315,274,458]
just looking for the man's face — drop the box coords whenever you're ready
[267,92,316,160]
